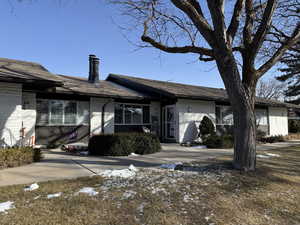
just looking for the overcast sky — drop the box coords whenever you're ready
[0,0,278,88]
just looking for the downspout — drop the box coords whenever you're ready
[101,98,113,133]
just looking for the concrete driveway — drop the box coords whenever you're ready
[1,140,300,187]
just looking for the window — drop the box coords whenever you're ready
[64,101,77,125]
[216,105,269,126]
[256,109,268,126]
[77,101,90,125]
[50,100,64,124]
[115,103,150,125]
[36,99,49,125]
[216,105,233,125]
[36,99,89,126]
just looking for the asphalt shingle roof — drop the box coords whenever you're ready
[0,58,62,84]
[56,75,151,99]
[108,73,299,108]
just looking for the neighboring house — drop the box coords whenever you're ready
[0,56,297,147]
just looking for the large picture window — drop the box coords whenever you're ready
[36,99,89,126]
[216,105,233,125]
[216,105,268,126]
[115,103,150,125]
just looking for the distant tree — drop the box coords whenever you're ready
[111,0,300,171]
[256,78,286,100]
[277,42,300,101]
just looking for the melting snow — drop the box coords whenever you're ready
[257,153,280,159]
[99,164,138,178]
[122,190,137,199]
[24,183,39,191]
[191,145,207,149]
[130,153,139,156]
[77,187,98,196]
[257,155,270,159]
[0,201,14,213]
[265,153,280,157]
[160,162,183,170]
[47,192,62,199]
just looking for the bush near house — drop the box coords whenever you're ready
[258,135,286,143]
[199,116,215,138]
[88,133,161,156]
[202,134,234,149]
[0,147,42,169]
[288,119,300,133]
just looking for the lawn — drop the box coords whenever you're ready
[0,146,300,225]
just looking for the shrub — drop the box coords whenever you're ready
[0,147,42,169]
[202,134,234,149]
[199,116,215,138]
[256,129,266,140]
[259,135,286,143]
[88,133,161,156]
[288,120,300,133]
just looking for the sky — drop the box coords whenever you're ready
[0,0,277,88]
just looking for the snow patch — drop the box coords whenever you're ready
[47,192,62,199]
[257,154,270,159]
[99,164,138,178]
[0,201,14,214]
[24,183,39,191]
[122,190,137,199]
[191,145,207,149]
[77,187,98,196]
[160,162,183,170]
[265,153,280,157]
[257,153,280,159]
[130,153,140,156]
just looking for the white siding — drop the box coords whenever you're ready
[150,101,161,136]
[90,97,114,135]
[268,107,288,136]
[22,92,36,146]
[0,82,22,147]
[176,99,215,143]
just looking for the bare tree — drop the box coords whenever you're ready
[256,78,286,100]
[111,0,300,171]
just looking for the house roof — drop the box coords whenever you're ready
[107,73,299,108]
[0,58,150,100]
[0,58,62,85]
[54,74,152,99]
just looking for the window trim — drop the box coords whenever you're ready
[216,105,269,126]
[36,99,90,126]
[114,103,151,126]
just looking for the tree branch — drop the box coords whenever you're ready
[227,0,244,44]
[243,0,254,47]
[257,23,300,76]
[141,35,214,56]
[170,0,216,47]
[250,0,277,57]
[207,0,228,46]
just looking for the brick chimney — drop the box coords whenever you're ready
[88,54,99,83]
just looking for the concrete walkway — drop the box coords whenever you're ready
[1,140,300,187]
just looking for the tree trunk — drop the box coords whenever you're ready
[214,51,257,171]
[232,99,256,171]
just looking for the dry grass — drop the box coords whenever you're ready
[0,146,300,225]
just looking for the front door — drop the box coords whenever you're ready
[164,105,176,140]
